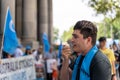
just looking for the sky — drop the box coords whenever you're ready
[53,0,104,37]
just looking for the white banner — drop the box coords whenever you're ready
[0,55,36,80]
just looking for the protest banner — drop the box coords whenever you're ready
[46,59,57,73]
[0,55,36,80]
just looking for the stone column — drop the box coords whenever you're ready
[0,0,1,35]
[38,0,48,44]
[0,0,15,47]
[48,0,53,45]
[22,0,39,49]
[1,0,15,33]
[0,0,1,47]
[16,0,23,39]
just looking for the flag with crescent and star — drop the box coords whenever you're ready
[42,33,50,53]
[3,7,19,55]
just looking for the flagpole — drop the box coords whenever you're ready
[0,7,9,59]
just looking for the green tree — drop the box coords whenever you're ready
[53,27,59,43]
[87,0,120,39]
[97,18,112,38]
[97,17,120,39]
[61,27,73,42]
[88,0,120,19]
[112,17,120,39]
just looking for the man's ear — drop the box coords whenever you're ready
[87,37,92,44]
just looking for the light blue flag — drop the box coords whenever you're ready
[58,41,63,59]
[3,7,19,55]
[42,33,50,53]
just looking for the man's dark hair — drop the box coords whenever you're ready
[73,20,97,45]
[98,37,106,42]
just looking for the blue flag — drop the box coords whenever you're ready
[3,8,19,55]
[42,33,50,53]
[58,41,63,59]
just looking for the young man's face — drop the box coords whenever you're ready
[71,30,90,53]
[99,41,106,48]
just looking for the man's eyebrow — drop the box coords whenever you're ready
[72,34,74,36]
[72,34,77,36]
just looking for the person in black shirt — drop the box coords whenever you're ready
[60,20,111,80]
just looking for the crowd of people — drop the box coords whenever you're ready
[2,44,59,80]
[1,20,120,80]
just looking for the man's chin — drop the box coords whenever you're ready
[73,49,79,53]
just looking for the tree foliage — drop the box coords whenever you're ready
[61,27,73,42]
[53,27,59,42]
[97,16,120,39]
[87,0,120,39]
[88,0,120,18]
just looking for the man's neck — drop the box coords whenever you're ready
[100,46,106,50]
[78,45,93,56]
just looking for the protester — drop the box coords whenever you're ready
[2,51,14,58]
[24,45,32,55]
[99,37,117,80]
[14,45,24,57]
[33,46,45,80]
[44,46,56,60]
[60,20,111,80]
[44,46,58,80]
[51,60,58,80]
[114,52,120,79]
[33,46,44,62]
[112,42,120,79]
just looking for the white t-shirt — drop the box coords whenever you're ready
[14,48,24,57]
[33,50,44,64]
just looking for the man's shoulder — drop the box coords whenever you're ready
[102,48,113,53]
[90,50,110,68]
[94,50,107,59]
[106,48,113,52]
[90,50,112,80]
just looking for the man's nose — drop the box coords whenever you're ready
[71,37,74,43]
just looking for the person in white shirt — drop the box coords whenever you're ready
[14,45,24,57]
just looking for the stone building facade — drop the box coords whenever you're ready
[0,0,53,49]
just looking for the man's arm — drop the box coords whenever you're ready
[111,61,117,80]
[59,59,70,80]
[91,60,111,80]
[110,50,117,80]
[60,45,72,80]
